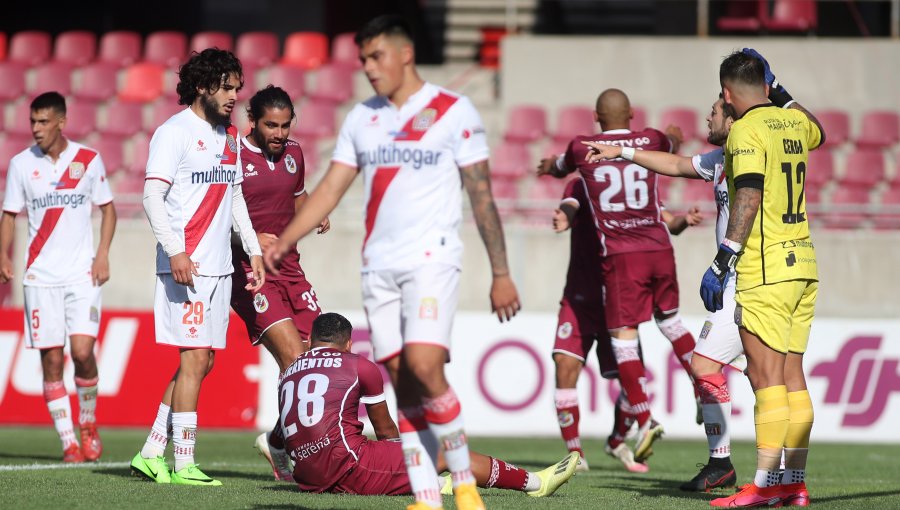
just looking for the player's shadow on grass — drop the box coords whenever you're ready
[92,466,275,483]
[592,475,707,501]
[814,489,900,503]
[0,451,63,461]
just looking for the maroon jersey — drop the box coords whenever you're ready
[564,128,673,256]
[234,137,307,281]
[561,178,603,304]
[278,346,386,492]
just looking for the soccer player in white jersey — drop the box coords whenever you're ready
[265,15,520,510]
[582,96,746,491]
[0,92,116,463]
[129,49,264,486]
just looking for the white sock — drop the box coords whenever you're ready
[703,400,732,458]
[46,395,78,450]
[524,473,541,492]
[171,411,197,471]
[141,403,172,458]
[74,376,99,426]
[400,430,442,508]
[754,469,783,488]
[783,468,805,484]
[424,389,476,487]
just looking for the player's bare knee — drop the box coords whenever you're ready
[554,354,583,387]
[690,354,722,379]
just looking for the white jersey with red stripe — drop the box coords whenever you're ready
[145,108,242,277]
[691,147,729,246]
[2,140,113,287]
[331,82,489,272]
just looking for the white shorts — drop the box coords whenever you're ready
[693,277,747,371]
[23,282,102,349]
[362,263,460,362]
[154,274,231,349]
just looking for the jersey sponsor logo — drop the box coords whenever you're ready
[810,335,900,427]
[285,154,297,174]
[31,192,88,210]
[785,251,797,267]
[244,163,257,177]
[68,161,85,180]
[419,297,438,320]
[762,118,802,131]
[196,140,207,151]
[31,169,40,180]
[583,136,653,148]
[253,293,269,313]
[357,145,443,170]
[293,434,331,463]
[190,166,238,184]
[731,147,756,156]
[413,108,437,131]
[557,322,573,339]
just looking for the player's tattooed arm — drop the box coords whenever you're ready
[724,187,761,245]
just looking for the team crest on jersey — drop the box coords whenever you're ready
[90,307,99,323]
[557,322,573,339]
[285,154,297,174]
[412,108,437,131]
[699,320,712,340]
[226,134,238,153]
[254,293,269,313]
[419,297,438,320]
[734,305,743,327]
[68,161,85,180]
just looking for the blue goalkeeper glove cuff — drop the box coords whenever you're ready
[741,48,793,107]
[700,244,738,312]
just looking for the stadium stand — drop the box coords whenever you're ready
[263,65,306,102]
[839,148,886,192]
[118,62,166,103]
[6,102,32,137]
[0,62,26,102]
[236,31,280,69]
[91,136,125,176]
[53,30,97,66]
[146,99,184,133]
[823,187,870,229]
[99,101,145,142]
[8,30,51,66]
[551,106,595,147]
[30,62,75,97]
[631,106,647,131]
[764,0,818,32]
[503,104,547,144]
[856,110,900,150]
[190,31,234,53]
[292,101,337,142]
[282,31,329,69]
[98,31,142,68]
[307,64,354,105]
[73,62,120,104]
[659,107,699,143]
[0,32,6,61]
[817,110,850,148]
[716,0,766,32]
[806,148,835,191]
[64,101,99,141]
[331,32,360,69]
[144,31,188,68]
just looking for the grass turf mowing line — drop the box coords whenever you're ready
[0,428,898,509]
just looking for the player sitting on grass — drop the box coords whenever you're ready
[278,312,580,499]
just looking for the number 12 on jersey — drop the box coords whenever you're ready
[781,161,807,224]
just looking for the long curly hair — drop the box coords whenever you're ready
[176,48,243,106]
[247,85,295,122]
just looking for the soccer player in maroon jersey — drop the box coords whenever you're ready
[550,178,700,473]
[539,88,699,463]
[229,85,330,481]
[279,312,579,498]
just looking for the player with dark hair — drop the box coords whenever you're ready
[278,313,579,498]
[699,49,824,508]
[228,85,330,480]
[1,91,117,463]
[130,48,264,486]
[539,88,698,466]
[550,177,700,474]
[264,14,520,510]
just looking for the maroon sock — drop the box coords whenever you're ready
[554,388,582,455]
[269,419,285,449]
[609,394,637,448]
[670,332,696,375]
[485,457,530,491]
[611,338,651,428]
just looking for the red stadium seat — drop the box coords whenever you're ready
[0,62,26,102]
[764,0,818,32]
[293,101,337,142]
[236,31,280,69]
[126,133,151,176]
[0,134,34,173]
[118,62,166,103]
[873,187,900,229]
[299,138,320,176]
[331,32,360,69]
[29,62,75,97]
[146,99,184,133]
[0,32,7,61]
[839,149,885,191]
[816,110,849,147]
[716,0,766,32]
[680,178,711,205]
[282,32,329,70]
[264,65,306,102]
[307,64,353,105]
[659,107,699,142]
[7,102,33,137]
[64,102,99,141]
[98,31,142,68]
[491,141,531,180]
[552,106,595,145]
[99,101,145,141]
[9,30,51,66]
[190,31,233,53]
[806,148,835,189]
[856,110,900,150]
[631,106,647,131]
[528,175,570,202]
[823,187,870,229]
[73,62,120,104]
[91,137,125,176]
[503,105,547,144]
[54,30,97,66]
[144,31,188,68]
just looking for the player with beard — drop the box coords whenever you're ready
[228,85,330,480]
[583,95,746,490]
[130,49,265,486]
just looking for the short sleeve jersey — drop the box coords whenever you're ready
[278,347,386,492]
[145,108,242,276]
[691,147,729,247]
[2,140,113,286]
[332,82,490,271]
[560,179,603,304]
[564,128,674,256]
[725,105,822,290]
[233,138,306,282]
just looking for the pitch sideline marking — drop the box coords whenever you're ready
[0,461,262,472]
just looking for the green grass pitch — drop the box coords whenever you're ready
[0,427,897,509]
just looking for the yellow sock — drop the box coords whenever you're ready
[783,390,814,482]
[753,385,789,485]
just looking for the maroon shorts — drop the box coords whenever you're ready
[553,296,617,378]
[601,248,679,330]
[332,440,411,496]
[230,276,321,345]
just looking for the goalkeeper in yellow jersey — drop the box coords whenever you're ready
[700,49,825,508]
